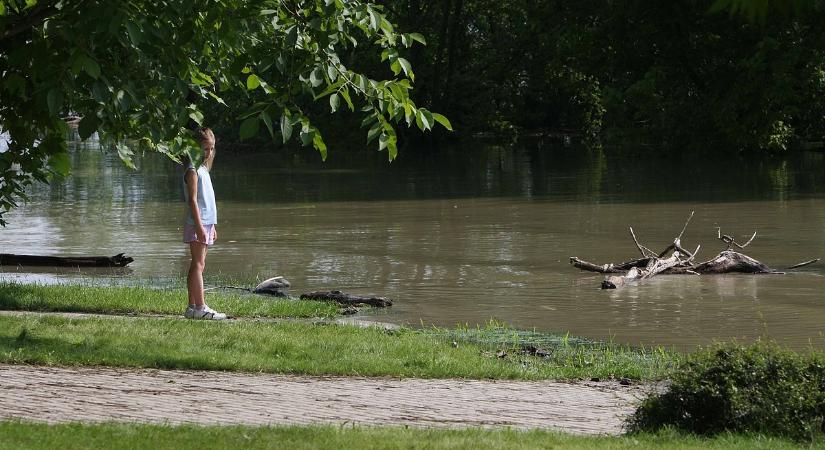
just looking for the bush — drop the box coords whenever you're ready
[627,341,825,442]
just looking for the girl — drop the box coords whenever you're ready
[182,127,226,320]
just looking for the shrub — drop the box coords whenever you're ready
[627,341,825,442]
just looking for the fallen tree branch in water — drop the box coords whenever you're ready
[569,213,819,289]
[0,253,134,267]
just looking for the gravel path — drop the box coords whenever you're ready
[0,364,651,435]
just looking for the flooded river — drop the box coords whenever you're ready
[2,136,825,351]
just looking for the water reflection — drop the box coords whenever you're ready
[2,139,825,351]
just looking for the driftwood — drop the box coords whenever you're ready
[570,212,819,289]
[0,253,133,267]
[209,279,394,310]
[300,290,393,307]
[252,276,291,297]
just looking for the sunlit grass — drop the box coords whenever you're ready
[426,319,681,380]
[0,421,813,450]
[0,314,678,380]
[0,282,338,319]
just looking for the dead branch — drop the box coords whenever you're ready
[570,216,819,289]
[570,256,650,273]
[785,258,821,270]
[629,227,657,258]
[569,257,624,274]
[717,227,757,250]
[677,211,695,241]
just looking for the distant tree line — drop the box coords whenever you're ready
[376,0,825,151]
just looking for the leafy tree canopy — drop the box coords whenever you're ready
[0,0,451,225]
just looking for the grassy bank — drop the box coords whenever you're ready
[0,283,338,319]
[0,421,812,450]
[0,314,678,380]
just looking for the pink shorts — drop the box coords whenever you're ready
[183,224,216,246]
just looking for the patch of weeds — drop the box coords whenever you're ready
[420,319,680,381]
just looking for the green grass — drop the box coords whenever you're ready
[0,314,676,380]
[0,282,338,319]
[0,421,814,450]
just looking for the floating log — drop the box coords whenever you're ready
[570,212,819,289]
[0,253,133,267]
[300,290,393,307]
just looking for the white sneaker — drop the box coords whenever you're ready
[185,305,227,320]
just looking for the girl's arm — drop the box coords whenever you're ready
[185,169,208,243]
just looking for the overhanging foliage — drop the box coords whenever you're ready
[0,0,450,225]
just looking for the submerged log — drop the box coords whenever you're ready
[0,253,133,267]
[569,257,650,274]
[691,250,774,274]
[300,290,393,307]
[570,213,819,289]
[601,255,683,289]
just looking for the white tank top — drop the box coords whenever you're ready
[183,163,217,225]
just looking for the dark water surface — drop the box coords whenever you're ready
[3,138,825,351]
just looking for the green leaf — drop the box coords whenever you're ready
[367,121,382,143]
[417,109,433,131]
[116,143,136,169]
[329,93,340,113]
[239,117,259,140]
[313,133,327,160]
[47,151,71,177]
[285,26,298,46]
[77,115,99,140]
[431,113,453,131]
[309,67,324,87]
[403,103,414,126]
[208,91,227,106]
[47,89,63,116]
[340,88,354,111]
[378,132,389,151]
[83,56,101,79]
[126,22,142,45]
[368,8,380,31]
[300,129,315,146]
[387,135,398,161]
[261,110,274,138]
[327,64,338,82]
[379,18,394,35]
[246,74,261,90]
[280,112,293,143]
[313,79,343,100]
[409,33,427,45]
[397,58,413,81]
[188,108,204,126]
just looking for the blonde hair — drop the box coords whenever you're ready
[195,127,216,171]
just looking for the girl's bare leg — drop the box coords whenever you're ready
[187,242,208,307]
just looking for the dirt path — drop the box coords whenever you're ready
[0,364,652,435]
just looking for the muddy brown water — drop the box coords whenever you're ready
[2,136,825,351]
